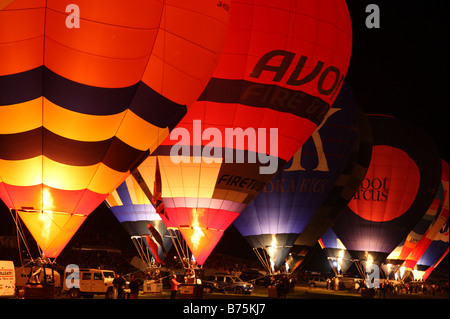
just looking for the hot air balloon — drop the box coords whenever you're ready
[400,160,449,273]
[332,115,442,275]
[289,104,372,271]
[0,0,229,258]
[385,160,448,278]
[105,175,173,266]
[233,81,358,272]
[400,217,449,282]
[405,230,449,282]
[136,0,353,266]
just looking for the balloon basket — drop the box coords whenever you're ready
[142,280,163,296]
[24,283,55,299]
[179,284,204,299]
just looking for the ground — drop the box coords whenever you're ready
[85,283,448,300]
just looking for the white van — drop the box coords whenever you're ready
[0,260,15,298]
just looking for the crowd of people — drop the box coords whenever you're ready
[377,279,449,297]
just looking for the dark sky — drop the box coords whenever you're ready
[345,0,449,162]
[1,1,448,271]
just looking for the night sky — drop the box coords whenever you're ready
[0,1,448,273]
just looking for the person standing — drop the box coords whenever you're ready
[129,275,140,299]
[113,273,126,299]
[170,274,182,299]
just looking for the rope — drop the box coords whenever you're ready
[168,228,192,269]
[9,209,33,266]
[253,248,273,275]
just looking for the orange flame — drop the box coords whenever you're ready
[190,209,205,251]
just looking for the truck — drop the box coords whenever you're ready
[63,268,128,299]
[0,260,15,298]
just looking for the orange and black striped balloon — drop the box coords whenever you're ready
[0,0,229,258]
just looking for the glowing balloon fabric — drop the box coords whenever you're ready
[202,0,353,163]
[387,160,448,269]
[233,81,358,270]
[0,0,229,257]
[290,105,372,268]
[137,0,353,265]
[420,247,448,281]
[402,160,449,270]
[406,209,448,281]
[332,115,442,266]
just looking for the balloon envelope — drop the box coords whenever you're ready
[291,105,372,268]
[234,81,358,270]
[332,115,442,267]
[0,0,229,257]
[401,160,449,270]
[405,213,448,281]
[420,246,449,281]
[387,160,448,272]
